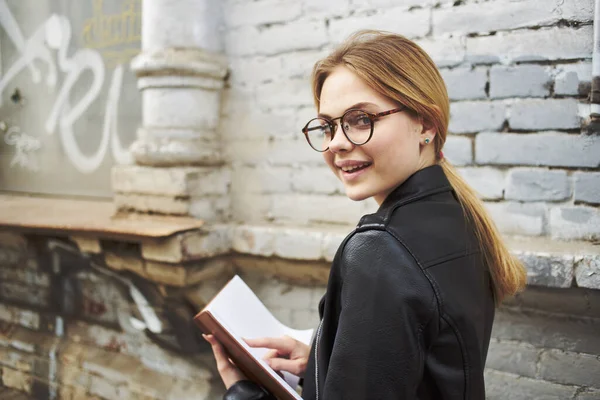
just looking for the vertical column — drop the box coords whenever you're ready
[113,0,230,221]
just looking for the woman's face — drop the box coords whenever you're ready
[319,66,436,205]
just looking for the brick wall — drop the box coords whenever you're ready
[221,0,599,241]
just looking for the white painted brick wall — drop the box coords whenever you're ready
[550,206,600,241]
[554,62,592,96]
[443,136,473,166]
[220,0,597,240]
[476,133,600,168]
[506,169,571,202]
[458,167,505,200]
[328,7,430,44]
[573,172,600,205]
[509,99,581,131]
[449,101,506,134]
[485,202,546,236]
[466,26,592,64]
[433,0,593,36]
[440,67,488,101]
[490,65,551,99]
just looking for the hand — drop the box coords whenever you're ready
[245,335,311,377]
[203,334,246,389]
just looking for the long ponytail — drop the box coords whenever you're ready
[440,159,526,302]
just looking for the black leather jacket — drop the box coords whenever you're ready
[224,165,495,399]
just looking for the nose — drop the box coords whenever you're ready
[328,122,354,153]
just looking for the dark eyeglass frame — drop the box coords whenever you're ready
[301,107,405,152]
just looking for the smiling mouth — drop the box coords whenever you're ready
[340,162,372,173]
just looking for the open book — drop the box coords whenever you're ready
[194,275,314,400]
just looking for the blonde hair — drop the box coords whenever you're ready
[312,31,526,303]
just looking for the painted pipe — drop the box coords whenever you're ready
[591,0,600,117]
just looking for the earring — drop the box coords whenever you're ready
[424,138,430,144]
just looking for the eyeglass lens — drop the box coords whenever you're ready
[304,110,372,152]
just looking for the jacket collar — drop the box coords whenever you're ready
[378,165,453,213]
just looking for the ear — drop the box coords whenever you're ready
[418,118,437,144]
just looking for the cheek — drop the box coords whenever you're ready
[323,152,337,174]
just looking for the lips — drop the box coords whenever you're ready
[336,160,373,180]
[340,162,371,173]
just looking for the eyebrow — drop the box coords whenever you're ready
[318,102,379,119]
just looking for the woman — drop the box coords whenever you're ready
[204,30,526,399]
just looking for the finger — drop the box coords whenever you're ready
[263,349,279,361]
[245,336,296,353]
[203,334,245,388]
[267,357,307,376]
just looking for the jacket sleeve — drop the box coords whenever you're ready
[322,229,437,399]
[223,380,277,400]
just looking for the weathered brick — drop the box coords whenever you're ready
[490,65,551,99]
[517,252,574,288]
[1,367,32,393]
[0,267,50,288]
[165,378,212,400]
[231,225,275,256]
[575,255,600,290]
[440,67,488,101]
[574,172,600,205]
[231,165,293,194]
[549,206,600,241]
[554,61,592,96]
[228,55,284,87]
[484,369,577,400]
[505,168,571,201]
[142,226,231,263]
[328,7,430,44]
[270,194,373,225]
[70,236,102,254]
[486,339,539,378]
[349,0,431,10]
[302,0,351,16]
[485,202,545,236]
[112,166,230,197]
[253,278,315,311]
[457,167,505,200]
[105,252,146,277]
[291,166,343,195]
[189,196,231,222]
[509,99,581,131]
[322,232,347,262]
[578,389,600,400]
[466,26,593,64]
[449,101,506,134]
[0,282,51,309]
[442,136,473,166]
[273,229,323,260]
[415,36,465,68]
[114,193,190,215]
[225,19,328,56]
[223,0,302,27]
[475,132,600,168]
[255,77,313,109]
[539,349,600,388]
[433,0,593,36]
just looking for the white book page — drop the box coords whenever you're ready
[207,275,314,395]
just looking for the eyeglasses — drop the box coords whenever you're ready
[301,107,405,152]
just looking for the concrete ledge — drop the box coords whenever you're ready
[2,218,599,290]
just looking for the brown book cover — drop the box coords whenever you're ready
[194,275,313,400]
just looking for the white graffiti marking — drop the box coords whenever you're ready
[0,1,133,173]
[4,126,41,171]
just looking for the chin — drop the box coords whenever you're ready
[344,187,372,202]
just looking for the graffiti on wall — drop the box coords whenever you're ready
[0,0,140,174]
[3,125,41,171]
